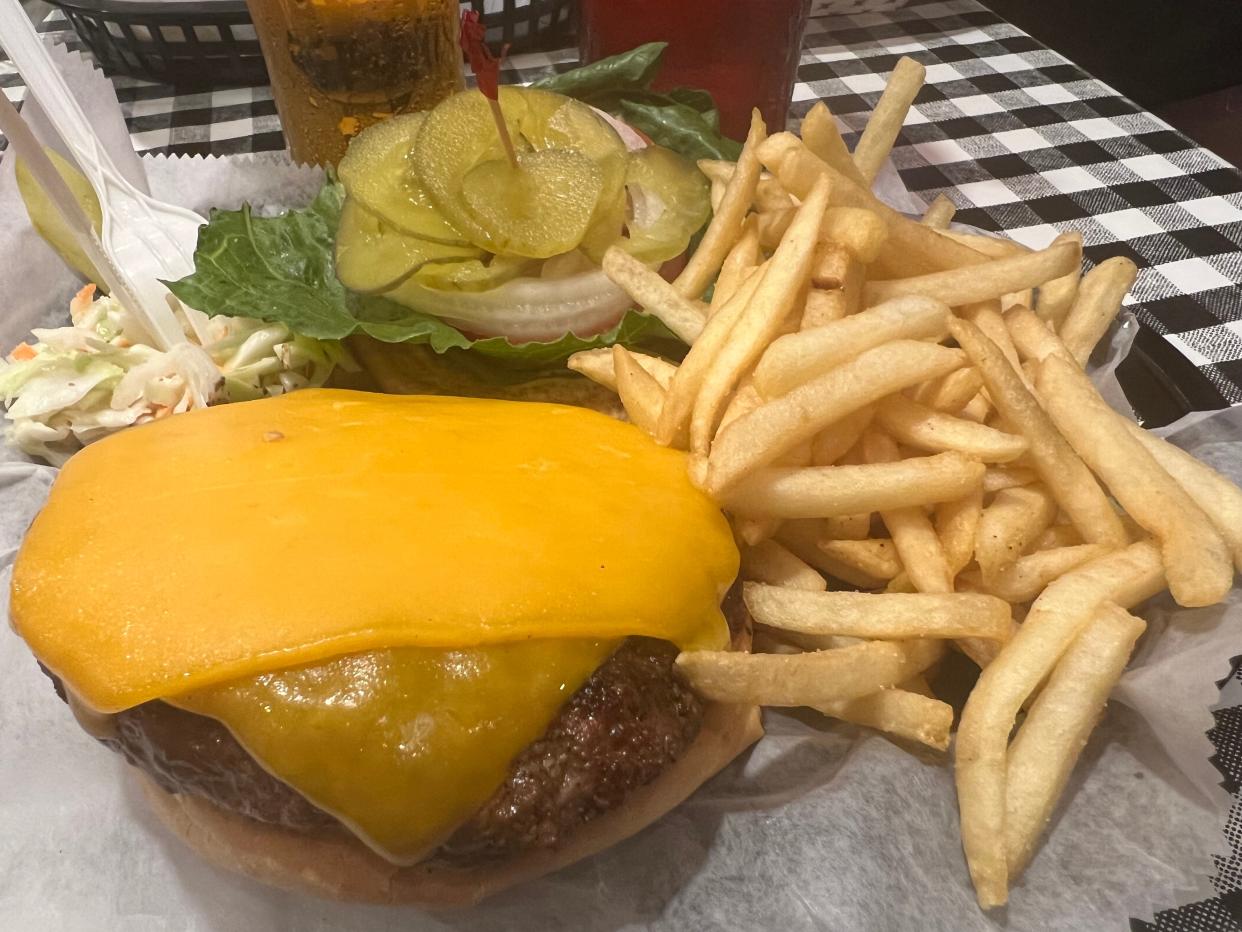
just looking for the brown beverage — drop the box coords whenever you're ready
[247,0,464,165]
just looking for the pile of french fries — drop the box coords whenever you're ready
[567,56,1242,909]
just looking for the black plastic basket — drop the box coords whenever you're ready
[46,0,265,87]
[46,0,574,88]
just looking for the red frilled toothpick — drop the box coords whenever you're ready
[459,11,518,168]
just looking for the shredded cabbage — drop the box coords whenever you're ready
[1,286,354,464]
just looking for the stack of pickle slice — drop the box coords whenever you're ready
[334,86,710,311]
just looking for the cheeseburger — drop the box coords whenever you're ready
[9,388,760,905]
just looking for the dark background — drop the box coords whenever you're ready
[986,0,1242,166]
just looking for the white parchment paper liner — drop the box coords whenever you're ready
[0,41,1237,931]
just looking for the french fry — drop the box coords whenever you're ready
[875,395,1028,462]
[810,241,852,290]
[757,206,794,251]
[741,539,827,591]
[760,205,889,263]
[864,431,955,593]
[691,176,833,455]
[811,405,875,466]
[675,637,944,707]
[823,513,872,540]
[743,583,1013,642]
[982,466,1037,493]
[958,392,992,424]
[948,318,1129,548]
[955,541,1164,908]
[840,258,865,319]
[603,247,708,344]
[567,348,678,391]
[1033,231,1083,329]
[959,544,1110,603]
[1122,419,1242,572]
[758,132,988,275]
[938,229,1029,259]
[735,441,812,545]
[1004,304,1076,367]
[753,295,949,398]
[1004,602,1146,877]
[777,520,889,589]
[801,289,849,328]
[852,56,926,184]
[936,488,983,576]
[712,215,761,310]
[694,158,734,185]
[863,240,1079,308]
[708,177,727,213]
[800,100,867,187]
[960,301,1025,381]
[676,111,767,299]
[922,194,956,229]
[1000,289,1033,311]
[707,340,966,493]
[915,366,985,414]
[816,688,954,751]
[612,346,666,439]
[756,175,795,213]
[1031,524,1083,551]
[721,452,985,519]
[974,485,1058,583]
[752,627,804,654]
[659,266,766,448]
[818,538,902,581]
[717,380,763,434]
[885,572,916,594]
[1037,356,1232,607]
[821,207,889,264]
[1059,256,1138,365]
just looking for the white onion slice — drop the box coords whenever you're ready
[396,269,636,343]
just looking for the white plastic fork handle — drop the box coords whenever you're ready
[0,0,190,350]
[0,92,156,337]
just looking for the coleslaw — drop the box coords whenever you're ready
[0,285,353,464]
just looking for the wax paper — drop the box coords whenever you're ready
[0,41,1238,932]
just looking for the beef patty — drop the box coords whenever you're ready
[47,587,743,865]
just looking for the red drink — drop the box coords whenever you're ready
[578,0,810,139]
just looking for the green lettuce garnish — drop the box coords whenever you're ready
[533,43,743,162]
[165,182,679,368]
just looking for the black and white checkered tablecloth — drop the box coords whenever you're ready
[4,0,1242,928]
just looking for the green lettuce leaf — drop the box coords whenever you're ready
[165,181,678,368]
[530,41,667,101]
[531,43,742,161]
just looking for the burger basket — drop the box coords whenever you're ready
[42,0,574,88]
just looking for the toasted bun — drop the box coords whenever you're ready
[141,700,762,907]
[345,338,626,414]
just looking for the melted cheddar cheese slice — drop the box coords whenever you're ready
[11,389,737,713]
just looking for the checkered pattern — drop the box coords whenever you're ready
[4,1,1242,926]
[792,0,1242,406]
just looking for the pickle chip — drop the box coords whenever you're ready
[413,87,627,259]
[335,197,480,294]
[620,147,712,264]
[337,113,470,246]
[408,254,534,292]
[461,149,603,259]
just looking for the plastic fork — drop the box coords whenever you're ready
[0,0,211,349]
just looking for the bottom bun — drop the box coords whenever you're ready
[141,700,763,907]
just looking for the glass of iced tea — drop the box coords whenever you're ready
[578,0,811,139]
[247,0,464,165]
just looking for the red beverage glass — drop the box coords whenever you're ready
[578,0,811,139]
